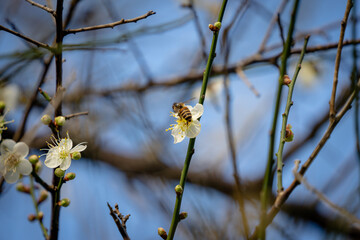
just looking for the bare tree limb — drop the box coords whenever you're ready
[64,11,156,35]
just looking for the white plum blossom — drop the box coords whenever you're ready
[44,133,87,170]
[166,103,204,144]
[0,139,32,183]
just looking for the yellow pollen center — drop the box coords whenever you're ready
[4,153,20,173]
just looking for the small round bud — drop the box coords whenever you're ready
[54,116,66,126]
[179,212,188,220]
[28,214,36,222]
[38,190,49,204]
[37,211,44,221]
[64,172,76,181]
[283,75,292,86]
[71,152,81,160]
[35,161,42,173]
[54,168,65,178]
[28,154,39,164]
[58,198,70,207]
[175,185,183,195]
[209,23,220,32]
[214,21,221,29]
[41,114,52,125]
[285,124,294,142]
[0,101,5,112]
[16,182,30,193]
[157,227,167,240]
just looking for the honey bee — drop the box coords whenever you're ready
[172,101,192,124]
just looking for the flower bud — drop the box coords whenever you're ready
[179,212,188,220]
[64,172,76,181]
[157,227,167,240]
[214,21,221,29]
[38,190,49,204]
[283,75,292,86]
[35,161,42,173]
[37,211,44,221]
[16,182,30,193]
[58,198,70,207]
[285,124,294,142]
[54,116,66,126]
[54,168,65,177]
[41,114,52,125]
[28,214,36,222]
[71,152,81,160]
[28,154,39,164]
[0,101,5,112]
[175,185,183,195]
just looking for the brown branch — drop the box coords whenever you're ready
[249,78,360,240]
[64,11,156,35]
[329,0,353,119]
[64,111,89,120]
[88,39,360,96]
[25,0,56,16]
[0,25,52,50]
[107,203,131,240]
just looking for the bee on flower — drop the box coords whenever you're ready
[43,133,87,170]
[166,102,204,144]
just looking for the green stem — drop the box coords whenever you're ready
[259,0,300,239]
[166,1,228,239]
[30,176,49,239]
[276,36,310,192]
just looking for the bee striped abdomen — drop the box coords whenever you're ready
[179,107,192,122]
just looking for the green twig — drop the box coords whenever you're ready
[166,1,228,239]
[259,0,300,239]
[30,176,49,240]
[276,36,310,192]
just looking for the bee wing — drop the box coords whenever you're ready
[183,97,196,105]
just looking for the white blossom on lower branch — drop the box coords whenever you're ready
[0,139,32,183]
[44,133,87,170]
[166,103,204,144]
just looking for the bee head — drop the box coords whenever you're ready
[172,102,184,113]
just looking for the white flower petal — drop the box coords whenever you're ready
[44,148,62,168]
[60,156,71,170]
[18,159,32,175]
[65,138,73,150]
[171,126,186,144]
[190,103,204,120]
[13,142,29,158]
[71,143,87,153]
[1,139,16,154]
[0,160,5,176]
[185,120,201,138]
[4,170,20,184]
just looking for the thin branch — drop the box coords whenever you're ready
[0,25,52,50]
[32,171,54,193]
[166,1,228,239]
[88,39,360,96]
[29,176,49,239]
[107,203,131,240]
[259,0,300,238]
[329,0,353,119]
[235,67,260,97]
[258,0,289,54]
[250,77,360,240]
[25,0,56,16]
[292,160,360,228]
[276,36,310,192]
[64,11,156,35]
[64,111,89,120]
